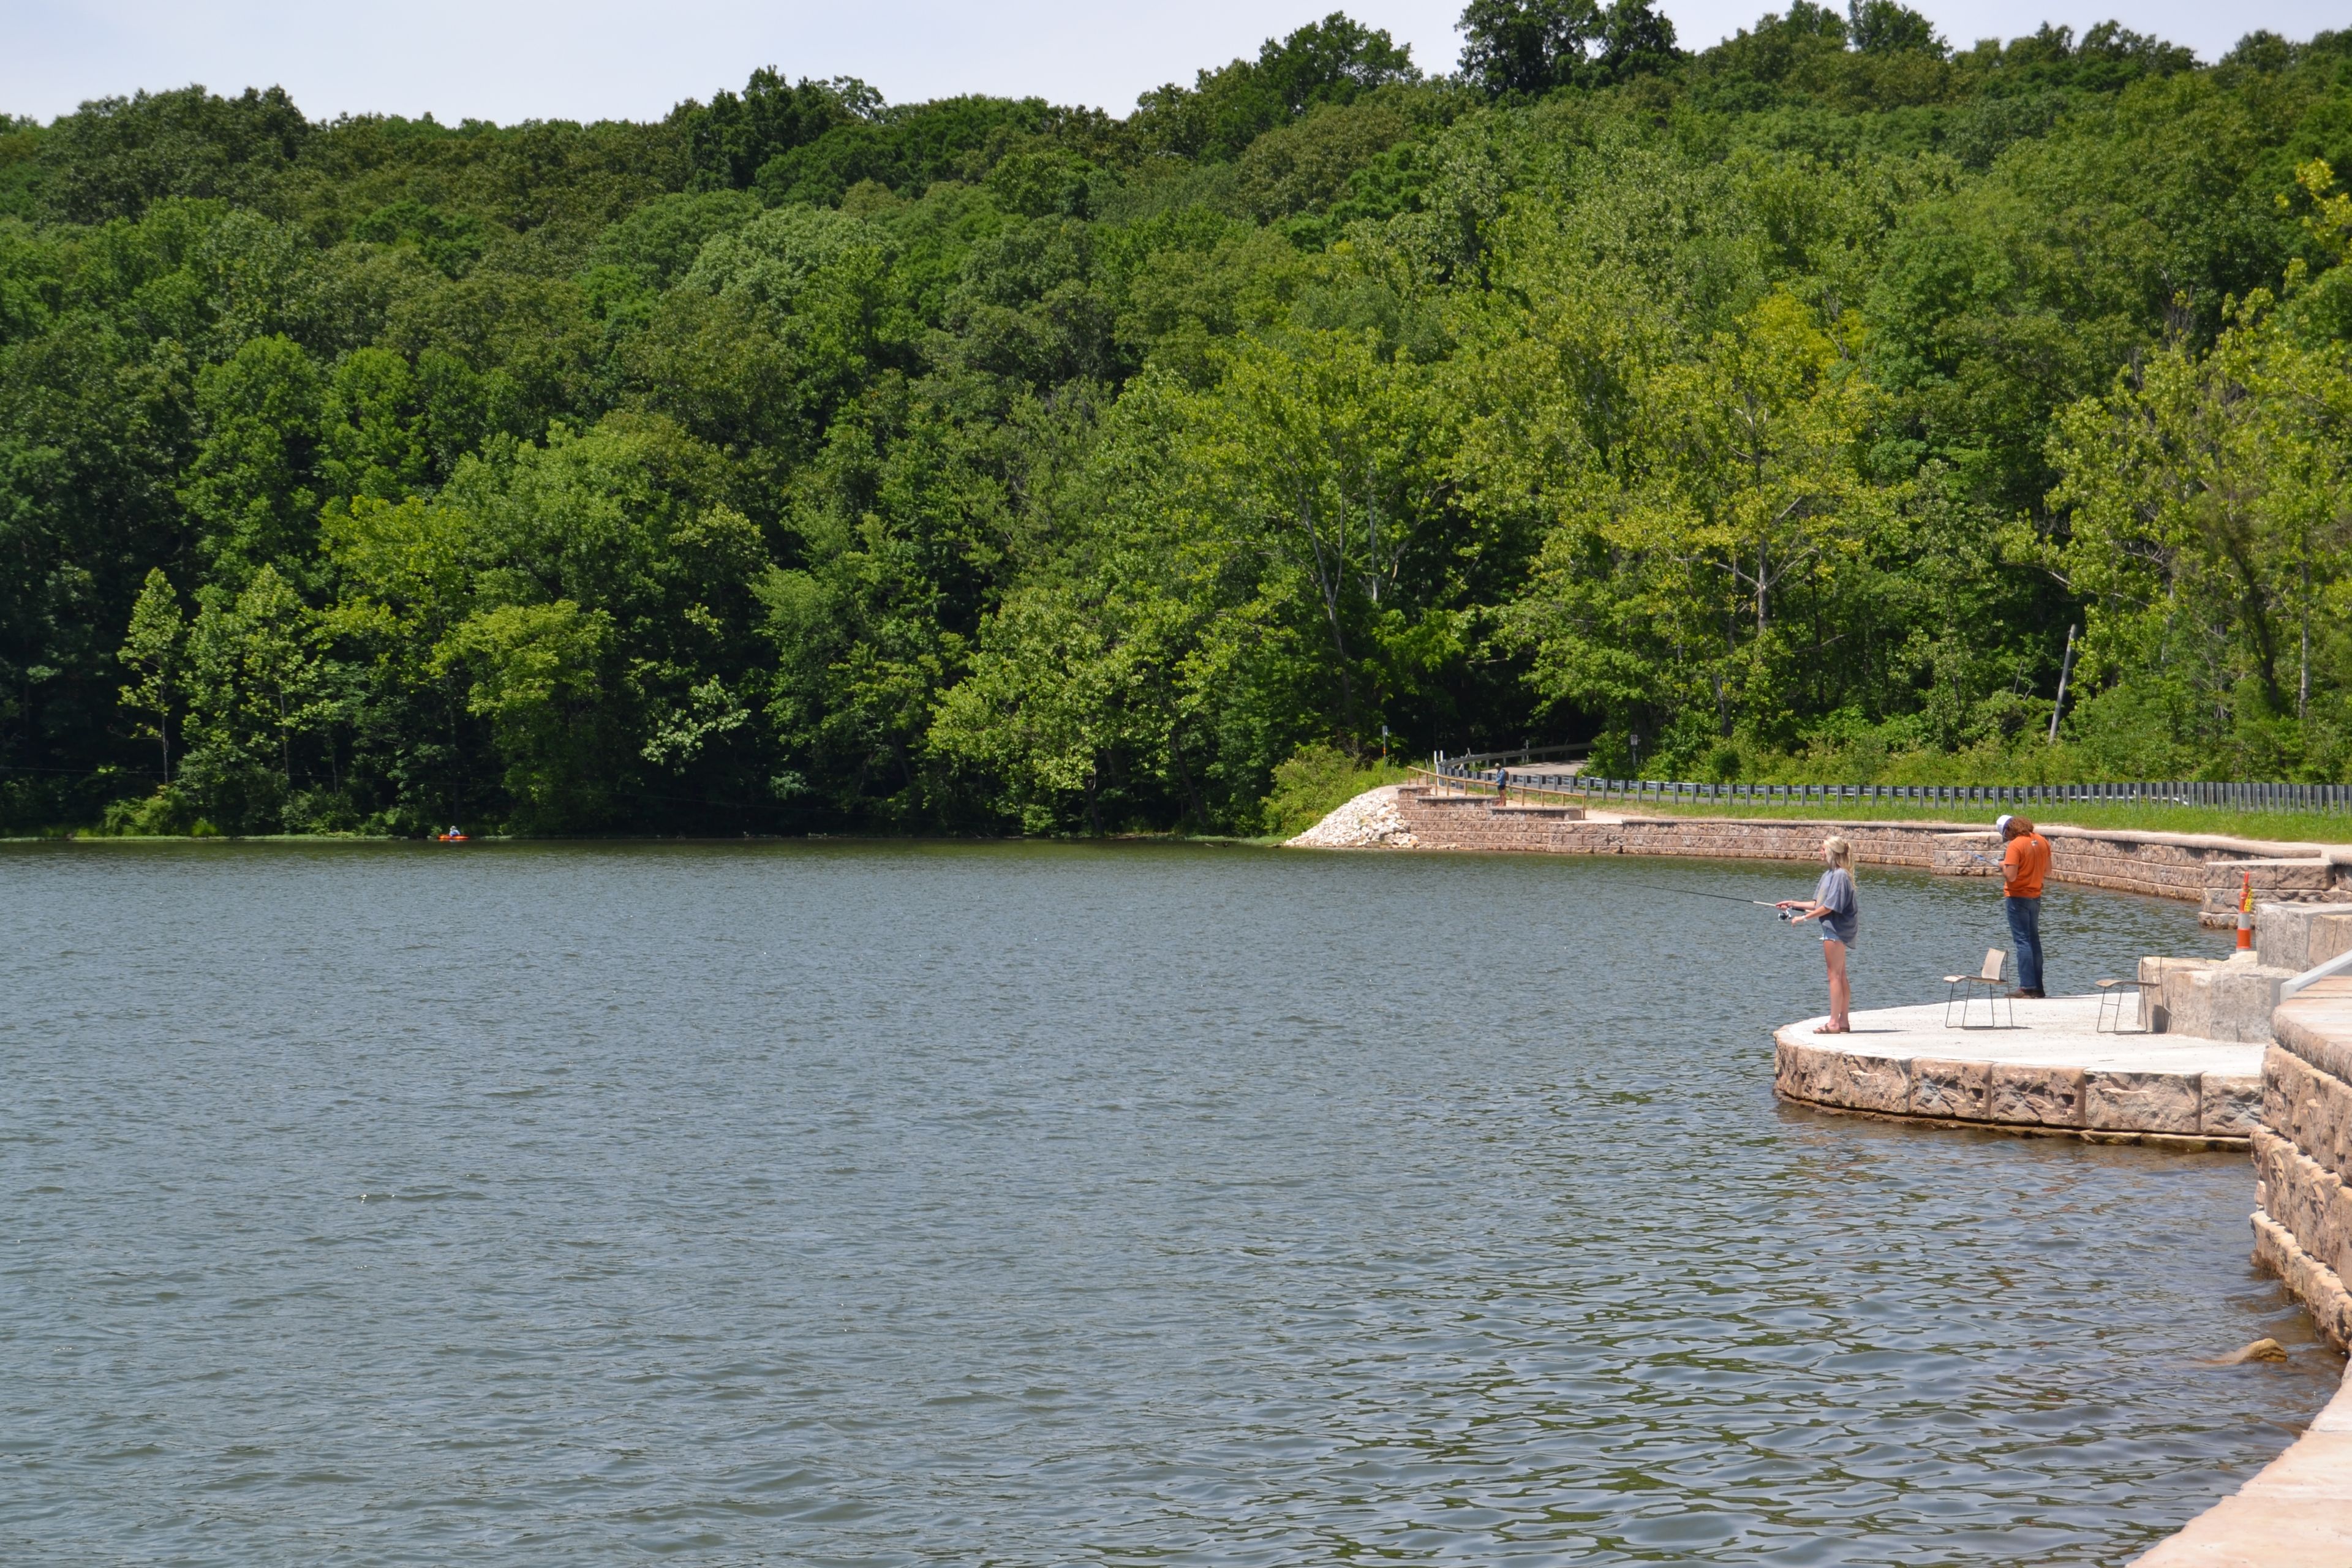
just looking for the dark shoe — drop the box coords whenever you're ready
[2007,987,2045,999]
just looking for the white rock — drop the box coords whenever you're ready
[1286,784,1420,849]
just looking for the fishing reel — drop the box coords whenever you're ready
[1776,908,1796,922]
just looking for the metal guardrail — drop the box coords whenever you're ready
[1422,767,2352,815]
[2282,948,2352,999]
[1433,743,1588,769]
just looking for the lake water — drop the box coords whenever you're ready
[1,840,2335,1565]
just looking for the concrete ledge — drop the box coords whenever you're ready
[1773,997,2261,1144]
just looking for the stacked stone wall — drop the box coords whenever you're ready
[1388,785,2352,908]
[2256,978,2352,1354]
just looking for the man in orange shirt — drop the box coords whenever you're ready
[1997,813,2051,997]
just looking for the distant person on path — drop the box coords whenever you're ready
[1997,813,2051,998]
[1494,765,1507,802]
[1779,835,1859,1033]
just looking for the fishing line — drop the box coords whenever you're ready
[1623,881,1800,919]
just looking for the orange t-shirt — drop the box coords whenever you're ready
[2002,833,2049,898]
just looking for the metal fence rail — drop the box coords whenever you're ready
[1433,742,1588,769]
[1427,758,2352,815]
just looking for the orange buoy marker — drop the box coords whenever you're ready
[2237,870,2255,952]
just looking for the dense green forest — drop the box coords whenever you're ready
[4,2,2352,835]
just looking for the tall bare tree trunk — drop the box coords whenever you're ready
[2301,563,2312,721]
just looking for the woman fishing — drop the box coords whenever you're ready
[1777,836,1858,1033]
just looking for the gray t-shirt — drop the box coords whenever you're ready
[1814,867,1858,945]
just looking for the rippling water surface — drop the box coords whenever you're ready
[2,840,2336,1564]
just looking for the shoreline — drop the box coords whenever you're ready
[1287,783,2352,914]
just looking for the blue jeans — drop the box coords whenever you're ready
[2005,896,2044,992]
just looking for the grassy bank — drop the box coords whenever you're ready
[1520,791,2352,848]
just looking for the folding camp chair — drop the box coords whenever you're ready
[1944,948,2014,1029]
[2095,976,2147,1034]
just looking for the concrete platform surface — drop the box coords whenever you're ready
[1774,995,2263,1142]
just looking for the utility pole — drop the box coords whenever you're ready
[2047,624,2078,745]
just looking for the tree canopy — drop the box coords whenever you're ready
[4,10,2352,835]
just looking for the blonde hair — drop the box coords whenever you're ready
[1822,835,1852,870]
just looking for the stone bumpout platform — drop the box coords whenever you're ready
[1773,996,2262,1145]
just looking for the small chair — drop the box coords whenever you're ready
[2095,977,2146,1035]
[1945,948,2015,1029]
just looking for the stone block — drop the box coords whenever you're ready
[2253,1126,2352,1287]
[2264,1044,2318,1147]
[2256,902,2352,973]
[2139,956,2219,1035]
[2201,1072,2263,1138]
[1774,1040,1913,1115]
[2205,962,2296,1043]
[2275,988,2352,1097]
[2263,1045,2352,1180]
[2084,1069,2203,1135]
[1826,1050,1912,1115]
[1771,1041,1801,1099]
[1909,1057,1991,1121]
[1988,1061,2085,1127]
[1774,1041,1838,1104]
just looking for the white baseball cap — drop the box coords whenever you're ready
[1994,813,2013,832]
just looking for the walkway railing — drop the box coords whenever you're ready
[1424,760,2352,815]
[1433,742,1588,769]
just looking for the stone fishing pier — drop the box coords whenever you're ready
[1772,904,2352,1148]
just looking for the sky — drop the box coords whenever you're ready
[4,0,2346,126]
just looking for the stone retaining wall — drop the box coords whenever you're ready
[1389,785,2352,908]
[2132,978,2352,1565]
[2255,976,2352,1354]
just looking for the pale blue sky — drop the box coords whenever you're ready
[4,0,2345,125]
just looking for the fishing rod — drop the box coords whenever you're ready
[1626,881,1801,919]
